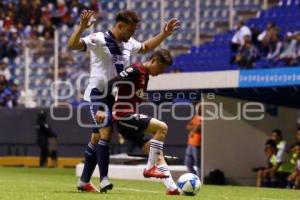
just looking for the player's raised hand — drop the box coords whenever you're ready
[79,10,96,29]
[163,18,181,37]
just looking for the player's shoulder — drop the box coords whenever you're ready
[124,64,140,74]
[86,32,105,42]
[124,37,140,47]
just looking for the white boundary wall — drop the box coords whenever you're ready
[147,70,239,91]
[76,163,187,181]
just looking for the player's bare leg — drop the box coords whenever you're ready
[142,135,179,195]
[142,118,169,178]
[77,133,100,192]
[295,174,300,189]
[256,169,264,187]
[141,119,179,195]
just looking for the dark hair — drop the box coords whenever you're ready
[268,21,276,28]
[149,49,173,66]
[272,129,282,138]
[295,142,300,147]
[116,10,140,24]
[291,142,300,149]
[265,139,277,149]
[238,20,245,26]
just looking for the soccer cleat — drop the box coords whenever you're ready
[166,188,180,195]
[143,166,170,179]
[77,180,99,192]
[100,178,113,193]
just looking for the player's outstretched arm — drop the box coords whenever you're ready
[139,18,180,54]
[67,10,95,51]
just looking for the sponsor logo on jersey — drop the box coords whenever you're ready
[136,88,144,98]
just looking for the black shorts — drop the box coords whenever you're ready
[115,114,152,148]
[89,88,114,133]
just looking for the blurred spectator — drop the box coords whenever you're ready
[10,82,19,107]
[0,32,9,59]
[90,0,105,20]
[232,21,252,47]
[266,33,283,62]
[250,25,261,48]
[256,139,294,188]
[297,128,300,142]
[0,58,11,80]
[184,108,201,177]
[0,81,12,108]
[270,129,288,163]
[235,36,259,68]
[231,21,252,64]
[290,128,300,168]
[258,22,279,56]
[279,32,298,66]
[42,20,55,39]
[0,74,7,85]
[52,0,70,26]
[15,0,31,26]
[36,110,58,167]
[287,142,300,189]
[256,139,277,187]
[41,3,55,25]
[296,32,300,65]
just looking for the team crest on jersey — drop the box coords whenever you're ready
[126,67,133,73]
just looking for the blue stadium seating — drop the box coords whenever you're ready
[169,0,300,73]
[3,0,295,106]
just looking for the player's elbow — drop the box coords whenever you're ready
[67,41,82,51]
[139,43,151,54]
[67,42,75,50]
[67,42,77,50]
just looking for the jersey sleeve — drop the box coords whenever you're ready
[128,37,143,55]
[80,33,102,51]
[119,66,140,81]
[107,67,140,93]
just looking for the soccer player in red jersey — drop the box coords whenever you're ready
[100,49,180,195]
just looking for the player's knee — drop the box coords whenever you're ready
[158,121,168,136]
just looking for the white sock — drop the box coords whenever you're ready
[146,139,164,170]
[158,165,178,190]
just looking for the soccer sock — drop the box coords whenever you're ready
[146,139,164,170]
[80,142,97,183]
[158,165,178,190]
[97,139,110,181]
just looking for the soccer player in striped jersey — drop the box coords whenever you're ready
[67,10,180,192]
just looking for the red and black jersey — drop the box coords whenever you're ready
[112,63,149,119]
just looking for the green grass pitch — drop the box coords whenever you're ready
[0,167,299,200]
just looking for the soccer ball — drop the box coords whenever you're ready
[177,173,201,196]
